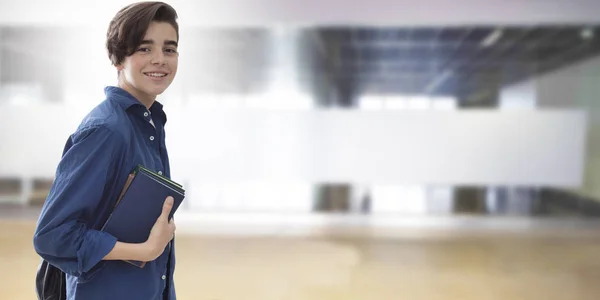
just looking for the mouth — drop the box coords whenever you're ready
[144,72,168,78]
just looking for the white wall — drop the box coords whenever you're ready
[165,109,589,187]
[0,106,587,188]
[1,0,600,27]
[499,79,537,110]
[536,57,600,108]
[521,55,600,199]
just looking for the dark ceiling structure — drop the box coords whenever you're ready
[2,25,600,107]
[314,25,600,106]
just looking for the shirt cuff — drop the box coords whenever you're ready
[77,229,118,275]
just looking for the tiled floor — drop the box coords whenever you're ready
[2,216,600,300]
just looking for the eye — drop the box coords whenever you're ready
[165,48,178,54]
[137,47,151,52]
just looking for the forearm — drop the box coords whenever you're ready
[103,241,150,262]
[34,223,118,277]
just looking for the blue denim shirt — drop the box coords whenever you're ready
[33,86,176,300]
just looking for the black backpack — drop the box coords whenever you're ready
[35,259,66,300]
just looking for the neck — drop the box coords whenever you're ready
[118,78,155,110]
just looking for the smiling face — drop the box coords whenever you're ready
[116,21,179,107]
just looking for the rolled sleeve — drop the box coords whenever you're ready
[33,124,126,278]
[77,230,118,274]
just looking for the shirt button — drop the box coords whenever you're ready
[143,112,149,117]
[149,136,155,141]
[162,275,166,280]
[158,171,163,175]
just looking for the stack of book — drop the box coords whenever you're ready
[101,165,185,267]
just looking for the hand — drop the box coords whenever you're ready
[143,196,176,261]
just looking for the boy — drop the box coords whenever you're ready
[33,2,180,299]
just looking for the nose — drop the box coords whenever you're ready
[151,50,166,65]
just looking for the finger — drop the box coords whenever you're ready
[160,196,174,221]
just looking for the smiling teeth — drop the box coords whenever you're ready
[146,73,166,77]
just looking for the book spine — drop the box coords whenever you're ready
[114,173,135,208]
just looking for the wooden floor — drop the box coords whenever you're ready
[2,219,600,300]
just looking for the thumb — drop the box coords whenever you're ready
[160,196,174,221]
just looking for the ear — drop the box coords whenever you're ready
[115,64,124,71]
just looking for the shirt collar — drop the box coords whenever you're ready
[105,86,167,124]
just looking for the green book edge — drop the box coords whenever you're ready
[133,165,184,192]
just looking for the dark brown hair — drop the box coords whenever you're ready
[106,1,179,66]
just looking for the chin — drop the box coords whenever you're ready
[146,86,169,96]
[151,89,166,96]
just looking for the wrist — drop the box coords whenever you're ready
[103,241,153,262]
[141,239,157,261]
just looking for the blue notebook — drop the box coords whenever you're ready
[101,165,185,267]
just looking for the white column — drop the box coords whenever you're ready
[0,27,3,93]
[20,177,33,205]
[262,27,312,109]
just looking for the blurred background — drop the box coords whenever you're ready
[1,0,600,299]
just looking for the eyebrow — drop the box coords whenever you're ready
[140,39,178,47]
